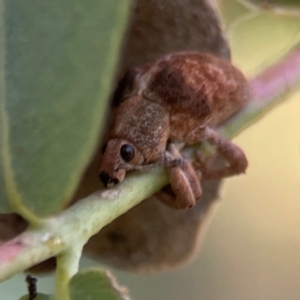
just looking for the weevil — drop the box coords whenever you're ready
[99,52,250,209]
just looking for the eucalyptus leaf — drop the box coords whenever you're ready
[0,149,10,212]
[230,11,300,75]
[239,0,300,14]
[0,0,132,217]
[69,268,130,300]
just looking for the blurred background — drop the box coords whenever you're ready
[1,0,300,299]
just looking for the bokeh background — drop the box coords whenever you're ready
[1,0,300,299]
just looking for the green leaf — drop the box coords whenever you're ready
[241,0,300,8]
[0,137,10,212]
[218,0,250,28]
[230,11,300,75]
[239,0,300,14]
[69,268,130,300]
[0,1,132,217]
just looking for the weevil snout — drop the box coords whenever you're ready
[99,138,144,189]
[99,171,119,188]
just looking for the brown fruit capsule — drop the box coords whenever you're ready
[99,52,250,209]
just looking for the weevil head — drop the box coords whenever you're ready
[99,138,145,188]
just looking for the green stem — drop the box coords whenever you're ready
[221,43,300,138]
[0,168,168,282]
[55,246,83,300]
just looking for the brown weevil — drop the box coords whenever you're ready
[99,52,250,209]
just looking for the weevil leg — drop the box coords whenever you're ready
[123,143,203,209]
[194,127,248,180]
[156,144,202,209]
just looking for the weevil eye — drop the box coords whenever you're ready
[120,144,135,162]
[102,143,107,154]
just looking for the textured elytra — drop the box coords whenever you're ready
[112,52,250,146]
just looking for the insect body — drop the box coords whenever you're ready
[99,52,250,209]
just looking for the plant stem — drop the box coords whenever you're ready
[0,168,168,282]
[54,246,83,300]
[220,44,300,138]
